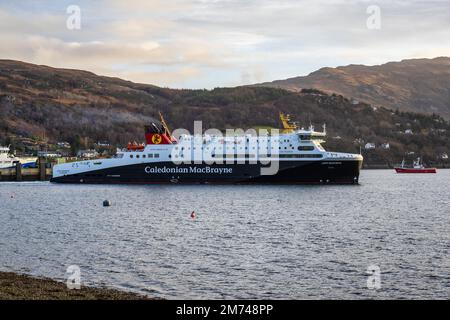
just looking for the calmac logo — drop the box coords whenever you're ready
[152,134,162,144]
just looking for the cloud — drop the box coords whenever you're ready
[122,66,202,87]
[0,1,450,88]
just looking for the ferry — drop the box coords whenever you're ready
[0,146,19,169]
[0,146,37,169]
[51,113,363,184]
[394,158,436,173]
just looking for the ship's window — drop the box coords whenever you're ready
[143,155,146,158]
[136,155,140,158]
[155,154,159,158]
[298,146,315,151]
[148,154,153,158]
[280,154,323,158]
[168,155,171,158]
[130,155,134,158]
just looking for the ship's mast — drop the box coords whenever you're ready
[159,111,172,137]
[279,112,298,134]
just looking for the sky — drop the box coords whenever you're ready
[0,0,449,89]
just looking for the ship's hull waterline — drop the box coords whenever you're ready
[50,159,363,185]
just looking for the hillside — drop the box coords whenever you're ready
[257,57,450,119]
[0,60,449,166]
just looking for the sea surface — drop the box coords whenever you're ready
[0,170,449,299]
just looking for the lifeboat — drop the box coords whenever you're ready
[127,141,145,151]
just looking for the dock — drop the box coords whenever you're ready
[0,157,53,181]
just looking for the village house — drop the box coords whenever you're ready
[37,151,61,158]
[56,141,71,148]
[364,143,376,150]
[77,149,99,159]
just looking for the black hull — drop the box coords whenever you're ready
[51,160,363,185]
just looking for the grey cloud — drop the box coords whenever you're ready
[0,0,449,88]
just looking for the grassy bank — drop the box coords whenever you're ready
[0,272,152,300]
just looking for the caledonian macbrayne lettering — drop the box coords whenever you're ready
[144,166,233,174]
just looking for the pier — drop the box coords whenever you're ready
[0,157,53,181]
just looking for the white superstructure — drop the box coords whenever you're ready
[0,146,19,169]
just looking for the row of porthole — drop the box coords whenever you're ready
[128,146,313,159]
[177,138,291,144]
[173,145,301,152]
[129,154,160,159]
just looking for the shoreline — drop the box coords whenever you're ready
[0,272,153,300]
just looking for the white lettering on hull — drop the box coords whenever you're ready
[144,166,233,174]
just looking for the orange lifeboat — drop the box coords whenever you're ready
[127,141,145,151]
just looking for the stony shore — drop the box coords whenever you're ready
[0,272,152,300]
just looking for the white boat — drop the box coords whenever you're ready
[0,146,19,169]
[0,146,38,169]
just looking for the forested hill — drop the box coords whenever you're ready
[0,60,449,166]
[257,57,450,119]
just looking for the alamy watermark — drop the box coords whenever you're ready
[66,5,81,30]
[66,265,81,290]
[166,121,281,176]
[366,265,381,290]
[366,5,381,30]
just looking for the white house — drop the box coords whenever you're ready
[381,143,390,150]
[77,149,99,159]
[365,143,376,150]
[96,141,110,147]
[56,141,71,148]
[37,151,61,158]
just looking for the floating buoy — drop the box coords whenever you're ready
[190,211,196,219]
[103,200,111,207]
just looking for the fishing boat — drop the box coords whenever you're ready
[394,158,436,173]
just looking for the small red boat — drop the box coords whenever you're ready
[394,158,436,173]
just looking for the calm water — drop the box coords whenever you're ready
[0,170,449,299]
